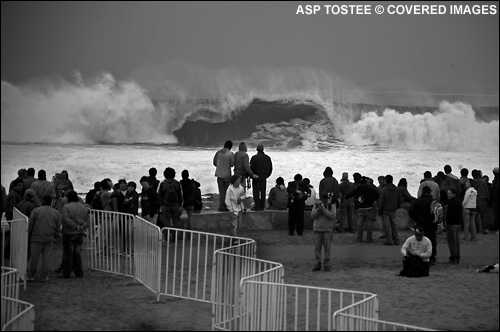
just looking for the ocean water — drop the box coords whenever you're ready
[1,71,499,197]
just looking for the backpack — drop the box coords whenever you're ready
[92,191,103,210]
[164,180,178,204]
[430,200,443,224]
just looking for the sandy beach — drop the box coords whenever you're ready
[18,220,499,331]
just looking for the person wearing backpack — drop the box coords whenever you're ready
[158,167,183,240]
[408,185,438,265]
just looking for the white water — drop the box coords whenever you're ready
[1,144,498,198]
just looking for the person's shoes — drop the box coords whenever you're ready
[379,235,386,239]
[250,207,261,211]
[383,242,393,246]
[218,207,229,212]
[429,258,436,266]
[27,276,36,282]
[366,240,373,243]
[57,275,70,279]
[347,228,356,233]
[483,230,490,234]
[394,241,400,245]
[54,267,62,273]
[323,265,332,272]
[312,264,322,272]
[40,276,49,282]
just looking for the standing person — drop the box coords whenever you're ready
[459,168,469,200]
[345,176,379,243]
[111,179,127,212]
[234,142,257,193]
[139,176,160,224]
[492,167,499,233]
[408,186,438,265]
[225,175,247,238]
[122,182,139,216]
[16,189,37,220]
[472,169,490,234]
[53,170,74,200]
[318,167,340,206]
[250,144,273,211]
[213,140,235,212]
[180,170,201,232]
[287,174,310,236]
[311,196,336,271]
[60,191,89,279]
[23,168,37,196]
[446,188,462,264]
[27,195,61,282]
[158,167,183,237]
[31,170,55,207]
[267,177,288,210]
[462,179,478,241]
[338,172,356,233]
[416,171,441,202]
[148,167,161,193]
[303,178,317,211]
[378,174,401,246]
[9,169,27,194]
[85,182,101,207]
[6,179,24,220]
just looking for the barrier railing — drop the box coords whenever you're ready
[239,281,377,331]
[1,209,29,289]
[87,210,135,277]
[333,313,438,331]
[161,228,254,304]
[133,216,162,301]
[211,239,265,331]
[1,267,34,331]
[83,209,435,331]
[1,297,35,331]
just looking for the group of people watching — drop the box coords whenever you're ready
[2,155,498,278]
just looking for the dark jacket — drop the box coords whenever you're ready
[140,186,160,218]
[158,179,183,206]
[287,181,310,209]
[345,184,379,209]
[122,190,139,216]
[180,178,201,208]
[446,196,463,225]
[318,176,341,201]
[378,183,401,214]
[250,151,273,179]
[408,193,435,230]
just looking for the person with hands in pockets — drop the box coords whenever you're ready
[225,174,247,238]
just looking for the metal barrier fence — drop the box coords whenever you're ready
[87,210,135,277]
[239,281,377,331]
[1,268,34,331]
[1,209,29,289]
[211,240,267,331]
[333,313,438,331]
[83,210,435,331]
[1,297,35,331]
[133,216,162,301]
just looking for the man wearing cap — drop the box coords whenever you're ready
[399,226,432,277]
[250,144,273,211]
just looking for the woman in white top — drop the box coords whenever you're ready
[225,175,247,237]
[462,178,478,241]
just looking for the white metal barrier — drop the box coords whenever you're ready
[1,268,34,331]
[333,313,438,331]
[87,210,135,277]
[238,281,377,331]
[83,210,436,331]
[1,209,29,289]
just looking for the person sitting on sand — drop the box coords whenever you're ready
[476,263,499,273]
[399,227,432,277]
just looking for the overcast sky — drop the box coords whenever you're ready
[1,1,498,102]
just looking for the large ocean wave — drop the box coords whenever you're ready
[1,68,498,152]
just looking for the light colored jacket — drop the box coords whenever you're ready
[213,148,235,178]
[462,187,477,209]
[225,185,246,215]
[28,205,61,242]
[62,201,90,235]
